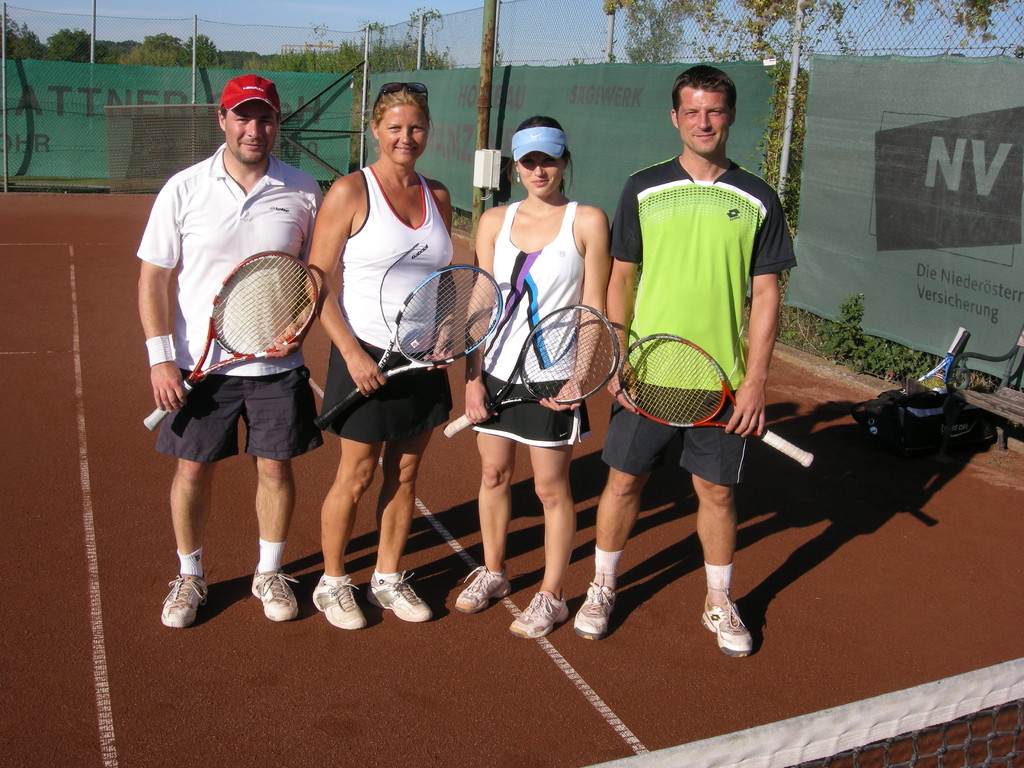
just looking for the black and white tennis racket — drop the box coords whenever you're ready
[917,326,970,389]
[143,251,319,431]
[315,265,502,429]
[619,334,814,467]
[444,304,619,437]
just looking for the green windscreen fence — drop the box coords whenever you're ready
[366,62,777,219]
[2,59,353,188]
[788,55,1024,376]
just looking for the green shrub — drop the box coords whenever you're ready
[781,292,934,382]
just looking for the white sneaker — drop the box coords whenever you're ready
[251,571,299,622]
[573,582,616,640]
[455,566,511,613]
[702,598,753,657]
[509,591,568,639]
[313,575,366,630]
[367,572,432,623]
[161,575,207,628]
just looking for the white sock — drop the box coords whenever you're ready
[320,573,351,586]
[705,562,733,601]
[257,539,285,574]
[594,547,622,589]
[373,570,400,585]
[178,547,203,578]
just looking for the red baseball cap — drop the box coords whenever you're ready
[220,74,281,113]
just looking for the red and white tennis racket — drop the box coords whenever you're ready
[143,251,319,431]
[444,304,619,437]
[619,334,814,467]
[315,265,502,429]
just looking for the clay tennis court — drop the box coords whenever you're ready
[2,193,1022,768]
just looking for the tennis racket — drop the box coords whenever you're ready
[314,265,502,429]
[143,251,319,431]
[444,304,620,437]
[917,326,970,389]
[619,334,814,467]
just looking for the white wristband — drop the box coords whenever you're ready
[146,335,175,367]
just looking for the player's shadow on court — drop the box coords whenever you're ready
[581,398,976,648]
[401,448,611,605]
[733,399,975,647]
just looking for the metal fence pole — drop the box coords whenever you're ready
[191,15,197,104]
[473,0,498,227]
[416,13,424,70]
[605,10,615,62]
[2,2,7,192]
[90,0,96,63]
[494,0,501,68]
[360,25,370,167]
[777,0,808,202]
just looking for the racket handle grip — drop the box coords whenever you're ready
[443,414,474,438]
[143,407,170,431]
[142,380,193,432]
[761,429,814,467]
[314,389,363,430]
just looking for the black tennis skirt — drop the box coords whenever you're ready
[319,341,452,443]
[473,371,589,447]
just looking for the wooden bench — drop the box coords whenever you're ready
[944,321,1024,451]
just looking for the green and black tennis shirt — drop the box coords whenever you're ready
[611,157,797,390]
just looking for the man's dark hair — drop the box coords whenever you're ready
[671,65,737,111]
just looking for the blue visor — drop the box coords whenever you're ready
[511,126,567,161]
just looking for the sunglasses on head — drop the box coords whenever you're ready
[377,82,428,98]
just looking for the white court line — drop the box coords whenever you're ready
[416,499,649,756]
[308,377,647,756]
[69,254,120,768]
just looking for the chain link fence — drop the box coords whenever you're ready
[4,0,1023,191]
[4,1,1023,71]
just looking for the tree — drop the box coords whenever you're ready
[888,0,1009,40]
[4,16,46,60]
[620,0,685,63]
[182,34,222,67]
[46,28,90,62]
[119,33,184,66]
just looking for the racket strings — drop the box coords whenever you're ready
[521,308,619,403]
[623,339,724,424]
[397,269,500,362]
[214,256,317,354]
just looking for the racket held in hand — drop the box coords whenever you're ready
[619,334,814,467]
[314,265,502,430]
[444,304,620,437]
[143,251,319,431]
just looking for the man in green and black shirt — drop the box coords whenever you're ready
[573,65,797,656]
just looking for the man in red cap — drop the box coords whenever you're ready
[138,74,323,629]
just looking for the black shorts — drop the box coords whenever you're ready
[601,403,747,485]
[156,367,323,463]
[473,371,589,446]
[319,342,452,443]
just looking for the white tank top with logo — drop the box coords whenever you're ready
[484,200,584,381]
[339,167,452,348]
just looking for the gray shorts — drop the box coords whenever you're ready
[601,404,747,486]
[156,367,323,463]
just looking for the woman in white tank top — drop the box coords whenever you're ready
[454,117,612,638]
[306,82,453,630]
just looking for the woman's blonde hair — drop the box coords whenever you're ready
[371,88,430,127]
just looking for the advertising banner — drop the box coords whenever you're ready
[788,56,1024,374]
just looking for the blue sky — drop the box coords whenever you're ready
[14,1,484,33]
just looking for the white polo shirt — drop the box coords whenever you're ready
[138,146,321,376]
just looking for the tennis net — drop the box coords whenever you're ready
[591,657,1024,768]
